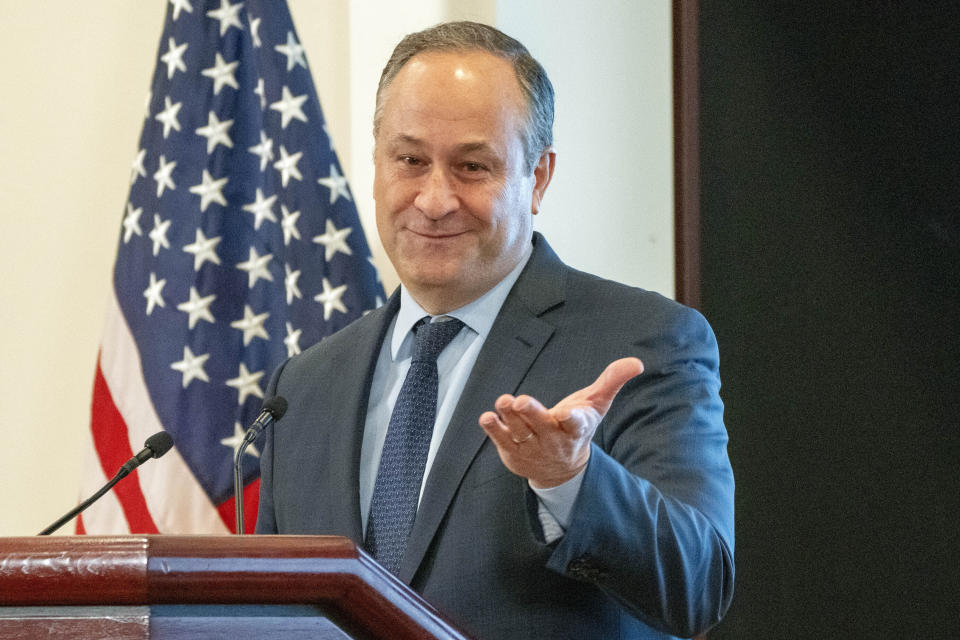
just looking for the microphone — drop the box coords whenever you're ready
[242,396,288,445]
[39,431,175,536]
[121,431,175,476]
[233,396,287,535]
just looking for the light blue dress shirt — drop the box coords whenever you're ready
[359,242,584,543]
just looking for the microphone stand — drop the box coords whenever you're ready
[38,432,173,536]
[37,458,146,536]
[233,437,256,535]
[40,465,139,535]
[232,396,286,535]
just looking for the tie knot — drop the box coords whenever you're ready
[411,317,464,363]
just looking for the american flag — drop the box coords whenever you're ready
[79,0,384,534]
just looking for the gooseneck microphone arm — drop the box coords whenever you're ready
[38,431,174,536]
[234,396,287,535]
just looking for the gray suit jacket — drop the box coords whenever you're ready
[256,234,735,639]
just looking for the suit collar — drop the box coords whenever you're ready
[398,233,567,581]
[500,232,567,317]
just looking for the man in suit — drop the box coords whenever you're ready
[257,22,734,639]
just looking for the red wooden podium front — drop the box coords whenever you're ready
[0,535,470,639]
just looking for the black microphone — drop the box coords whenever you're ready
[233,396,287,535]
[242,396,288,445]
[121,431,175,476]
[39,431,175,536]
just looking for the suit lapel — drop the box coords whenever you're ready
[315,292,399,541]
[398,234,567,582]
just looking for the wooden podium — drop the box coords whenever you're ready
[0,535,470,639]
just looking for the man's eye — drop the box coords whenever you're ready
[400,156,421,166]
[462,162,485,172]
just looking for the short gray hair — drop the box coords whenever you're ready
[374,21,555,173]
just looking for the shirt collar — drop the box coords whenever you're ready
[391,242,534,360]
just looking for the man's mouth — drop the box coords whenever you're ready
[407,229,467,240]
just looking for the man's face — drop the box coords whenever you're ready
[373,50,553,313]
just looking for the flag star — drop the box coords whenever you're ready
[144,91,152,119]
[274,31,307,71]
[226,363,264,405]
[314,277,349,321]
[170,346,210,388]
[195,110,234,154]
[270,86,308,128]
[189,169,229,211]
[122,203,143,243]
[248,130,273,171]
[169,0,193,21]
[176,286,216,329]
[143,272,166,315]
[280,204,301,245]
[159,37,188,79]
[149,213,172,256]
[153,154,177,197]
[236,246,274,288]
[155,96,182,138]
[250,16,262,47]
[254,77,266,109]
[130,149,146,185]
[230,305,270,346]
[273,145,303,187]
[317,164,352,204]
[284,264,301,304]
[312,218,353,261]
[206,0,244,37]
[182,228,222,270]
[369,256,381,281]
[284,322,302,357]
[201,52,240,95]
[241,188,277,229]
[221,421,259,458]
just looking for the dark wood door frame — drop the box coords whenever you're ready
[674,0,700,308]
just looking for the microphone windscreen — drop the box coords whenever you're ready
[264,395,288,420]
[144,431,175,458]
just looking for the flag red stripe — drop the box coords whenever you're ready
[90,358,159,534]
[215,478,261,534]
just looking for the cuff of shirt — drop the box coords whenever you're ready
[530,467,586,543]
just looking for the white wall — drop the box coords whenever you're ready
[0,0,670,536]
[498,1,674,295]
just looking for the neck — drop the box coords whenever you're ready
[405,286,485,316]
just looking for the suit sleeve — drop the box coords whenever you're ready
[544,305,735,638]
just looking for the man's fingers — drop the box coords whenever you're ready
[495,394,551,437]
[479,411,513,447]
[586,357,644,413]
[509,395,552,428]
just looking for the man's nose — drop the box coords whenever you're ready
[413,167,458,218]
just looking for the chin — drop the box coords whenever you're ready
[405,262,468,290]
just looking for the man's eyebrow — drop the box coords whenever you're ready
[391,134,424,147]
[455,141,495,154]
[384,135,496,155]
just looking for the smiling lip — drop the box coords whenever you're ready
[407,229,467,240]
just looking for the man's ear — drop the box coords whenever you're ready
[530,148,556,215]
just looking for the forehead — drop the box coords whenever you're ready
[377,49,527,143]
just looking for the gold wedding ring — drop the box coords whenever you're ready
[511,432,535,445]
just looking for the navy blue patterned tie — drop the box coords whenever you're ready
[365,316,465,573]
